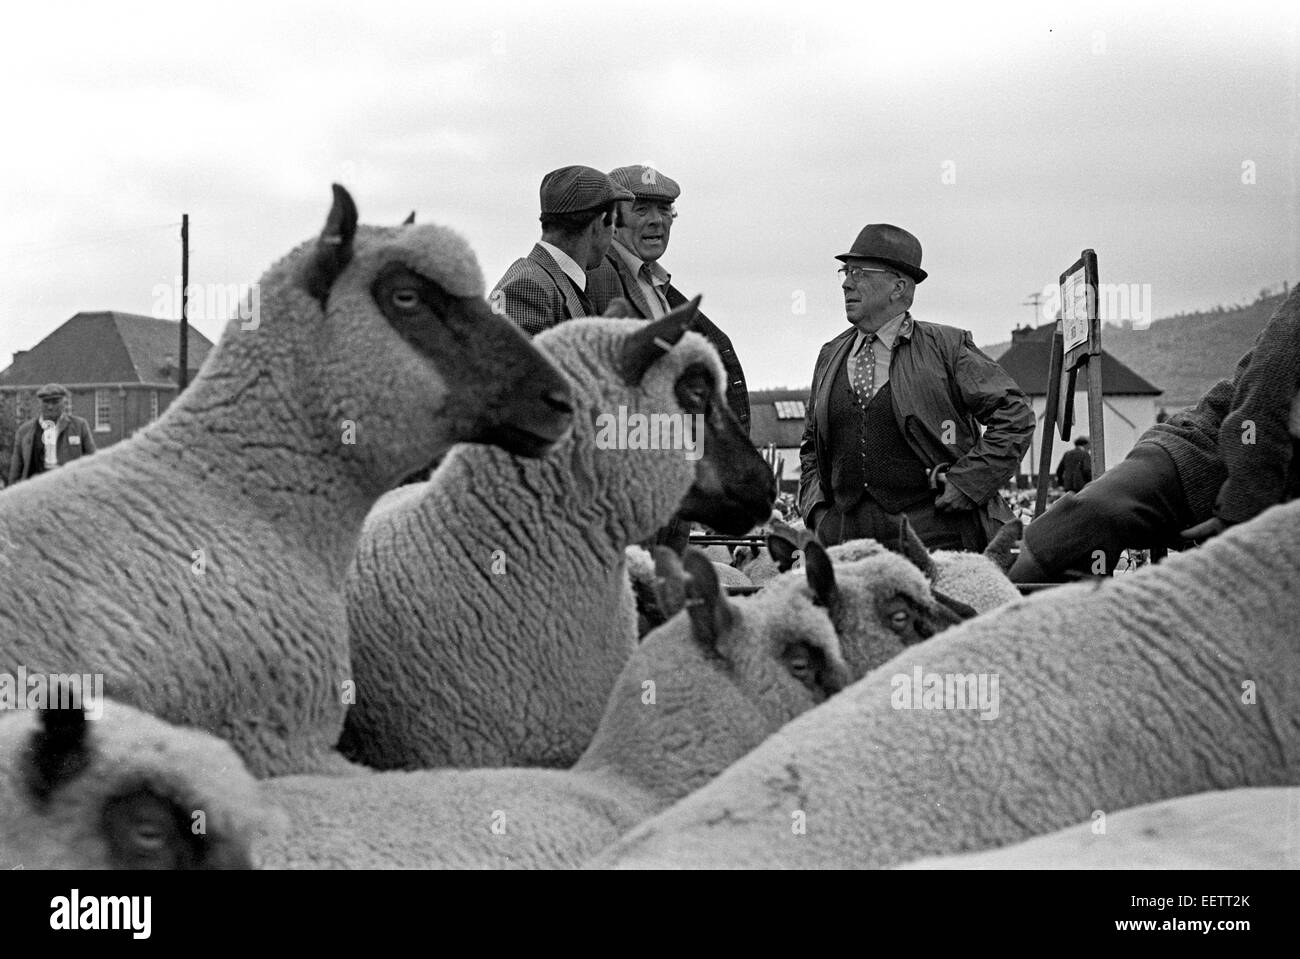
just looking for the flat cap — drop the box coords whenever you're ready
[608,165,681,203]
[540,165,634,215]
[36,383,70,399]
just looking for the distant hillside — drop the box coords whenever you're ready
[983,288,1291,412]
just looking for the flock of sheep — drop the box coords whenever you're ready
[1,186,1295,869]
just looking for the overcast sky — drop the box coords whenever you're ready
[1,0,1296,388]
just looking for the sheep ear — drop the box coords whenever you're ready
[681,547,734,651]
[301,183,359,306]
[932,589,978,622]
[803,539,837,608]
[20,697,92,804]
[602,297,634,318]
[983,519,1022,574]
[891,516,937,581]
[651,547,688,620]
[618,295,701,385]
[767,519,810,572]
[402,211,416,225]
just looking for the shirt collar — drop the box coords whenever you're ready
[851,310,911,356]
[613,238,670,286]
[537,240,587,292]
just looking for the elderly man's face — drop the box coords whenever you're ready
[40,396,66,420]
[616,199,674,262]
[841,259,905,330]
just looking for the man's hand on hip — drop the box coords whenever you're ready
[934,482,978,512]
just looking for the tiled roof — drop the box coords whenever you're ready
[0,312,213,387]
[993,323,1162,396]
[748,387,810,448]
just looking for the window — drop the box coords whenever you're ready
[150,391,159,421]
[774,400,806,420]
[94,389,111,432]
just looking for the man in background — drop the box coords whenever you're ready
[799,223,1033,551]
[8,383,96,486]
[1055,437,1092,492]
[492,165,632,337]
[588,164,750,431]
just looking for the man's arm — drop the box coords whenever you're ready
[491,271,557,339]
[80,419,97,456]
[798,357,828,527]
[1214,287,1300,525]
[944,332,1036,505]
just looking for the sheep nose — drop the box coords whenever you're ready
[543,389,574,416]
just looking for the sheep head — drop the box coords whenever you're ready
[242,184,575,492]
[1,697,279,869]
[580,546,849,797]
[530,302,774,542]
[757,532,973,679]
[619,298,775,535]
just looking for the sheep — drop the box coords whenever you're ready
[759,518,1022,615]
[339,300,777,771]
[725,528,975,682]
[0,695,279,869]
[259,548,871,868]
[591,497,1300,869]
[0,185,575,779]
[900,787,1299,868]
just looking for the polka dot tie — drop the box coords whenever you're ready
[852,333,877,403]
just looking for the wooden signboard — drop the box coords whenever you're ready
[1035,249,1106,518]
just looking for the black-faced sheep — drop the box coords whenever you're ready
[593,497,1300,868]
[0,697,278,869]
[0,186,574,778]
[339,301,776,770]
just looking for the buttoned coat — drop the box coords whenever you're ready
[588,250,751,431]
[8,412,97,486]
[799,316,1033,541]
[491,244,592,338]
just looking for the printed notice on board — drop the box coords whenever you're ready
[1061,268,1090,353]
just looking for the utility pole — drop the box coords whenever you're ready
[1022,292,1044,326]
[180,214,189,391]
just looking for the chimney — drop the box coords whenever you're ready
[12,350,26,364]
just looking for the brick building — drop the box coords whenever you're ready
[0,312,214,463]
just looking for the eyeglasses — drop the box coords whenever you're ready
[838,265,899,284]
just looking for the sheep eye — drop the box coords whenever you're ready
[889,610,911,631]
[390,289,420,309]
[680,386,708,414]
[133,821,168,850]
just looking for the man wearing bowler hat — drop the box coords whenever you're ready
[8,383,97,486]
[799,224,1033,550]
[588,164,751,432]
[491,165,634,337]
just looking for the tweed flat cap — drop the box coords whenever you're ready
[36,383,70,399]
[836,223,927,283]
[540,166,634,215]
[608,165,681,203]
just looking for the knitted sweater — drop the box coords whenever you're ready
[1140,284,1300,523]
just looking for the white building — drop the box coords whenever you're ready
[992,323,1162,479]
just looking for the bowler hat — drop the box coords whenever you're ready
[836,224,927,283]
[607,165,681,203]
[540,166,634,215]
[36,383,70,399]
